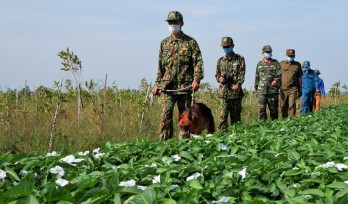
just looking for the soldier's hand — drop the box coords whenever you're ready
[152,86,160,95]
[298,92,302,98]
[192,81,199,91]
[232,84,240,90]
[271,80,277,86]
[256,93,259,98]
[219,77,225,83]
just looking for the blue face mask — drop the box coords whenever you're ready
[223,47,233,54]
[288,57,295,62]
[264,52,272,59]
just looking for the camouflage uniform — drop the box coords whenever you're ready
[279,49,302,118]
[155,11,204,140]
[254,45,281,122]
[215,37,245,132]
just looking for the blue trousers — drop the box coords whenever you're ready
[302,90,315,114]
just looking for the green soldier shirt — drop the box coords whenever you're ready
[215,53,246,98]
[254,59,281,94]
[155,32,204,93]
[280,60,302,91]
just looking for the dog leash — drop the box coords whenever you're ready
[150,85,193,105]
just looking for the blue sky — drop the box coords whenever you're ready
[1,0,347,92]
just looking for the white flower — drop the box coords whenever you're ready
[50,166,65,176]
[94,153,105,159]
[171,154,181,162]
[191,134,200,138]
[56,178,69,187]
[280,128,285,131]
[137,185,146,190]
[308,115,312,118]
[292,184,298,188]
[2,162,9,167]
[206,134,213,137]
[315,161,335,169]
[61,155,84,166]
[77,150,90,156]
[169,184,179,190]
[280,171,285,178]
[311,172,321,176]
[302,195,312,199]
[292,167,299,170]
[93,148,100,153]
[150,163,157,168]
[239,168,247,179]
[335,163,348,171]
[186,172,201,181]
[212,196,230,203]
[152,175,160,184]
[344,181,348,184]
[119,179,136,187]
[220,143,228,151]
[0,169,6,180]
[162,157,172,165]
[343,157,348,160]
[271,189,280,197]
[19,170,28,177]
[46,151,59,157]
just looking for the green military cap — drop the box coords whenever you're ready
[221,37,233,46]
[286,49,295,56]
[315,69,321,75]
[262,45,272,52]
[165,11,183,22]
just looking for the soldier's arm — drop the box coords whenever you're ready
[192,40,204,84]
[254,63,259,91]
[215,59,221,83]
[297,65,303,94]
[237,56,246,86]
[155,43,164,87]
[274,60,281,86]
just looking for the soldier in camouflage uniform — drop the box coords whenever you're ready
[215,37,246,132]
[254,45,281,122]
[152,11,204,140]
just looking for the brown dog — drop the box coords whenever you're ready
[178,102,215,138]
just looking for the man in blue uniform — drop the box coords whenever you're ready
[301,61,320,114]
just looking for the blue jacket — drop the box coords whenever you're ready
[302,69,319,92]
[318,77,326,96]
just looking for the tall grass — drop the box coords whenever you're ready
[0,80,347,154]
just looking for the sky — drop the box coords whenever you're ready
[1,0,347,92]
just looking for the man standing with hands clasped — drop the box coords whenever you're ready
[279,49,302,118]
[152,11,204,141]
[215,37,245,132]
[254,45,281,122]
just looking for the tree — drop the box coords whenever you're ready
[58,48,83,124]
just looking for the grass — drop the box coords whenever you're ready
[0,82,347,155]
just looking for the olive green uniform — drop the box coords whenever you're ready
[215,53,245,132]
[279,60,302,118]
[155,32,204,140]
[254,59,281,121]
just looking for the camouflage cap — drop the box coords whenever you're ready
[286,49,295,56]
[262,45,272,52]
[303,61,310,68]
[165,11,183,22]
[221,37,233,46]
[315,69,321,75]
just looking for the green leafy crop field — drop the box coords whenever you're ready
[0,104,348,203]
